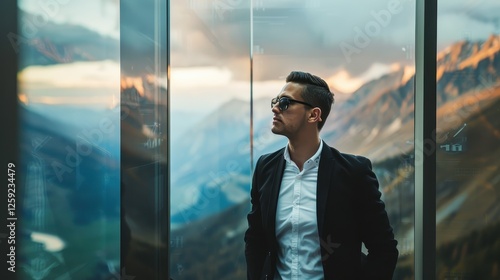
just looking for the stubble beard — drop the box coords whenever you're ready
[271,124,289,138]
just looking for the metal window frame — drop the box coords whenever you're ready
[414,0,437,279]
[1,1,19,275]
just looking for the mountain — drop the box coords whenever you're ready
[17,105,121,279]
[170,98,253,225]
[321,66,416,160]
[322,34,500,161]
[170,201,250,280]
[17,11,119,70]
[436,34,500,105]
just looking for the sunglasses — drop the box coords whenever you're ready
[271,96,314,111]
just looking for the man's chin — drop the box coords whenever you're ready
[271,127,283,135]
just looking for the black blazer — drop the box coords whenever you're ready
[244,142,398,280]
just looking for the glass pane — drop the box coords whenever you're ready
[169,0,251,279]
[120,0,169,278]
[436,1,500,279]
[252,0,415,279]
[17,0,121,278]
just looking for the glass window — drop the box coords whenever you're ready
[436,1,500,279]
[120,0,168,278]
[169,0,251,279]
[169,0,416,278]
[17,0,121,278]
[15,0,498,278]
[252,1,416,279]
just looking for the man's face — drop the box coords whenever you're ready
[271,82,311,138]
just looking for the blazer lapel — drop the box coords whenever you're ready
[266,152,285,246]
[317,142,336,237]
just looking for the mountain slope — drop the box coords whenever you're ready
[323,34,500,161]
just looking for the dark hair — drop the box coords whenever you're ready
[286,71,334,130]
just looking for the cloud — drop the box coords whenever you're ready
[17,11,119,70]
[431,0,500,50]
[19,0,119,38]
[171,67,233,89]
[168,0,416,82]
[19,60,120,89]
[19,61,120,107]
[327,62,401,93]
[17,0,500,85]
[327,70,366,94]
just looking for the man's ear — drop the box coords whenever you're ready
[308,108,322,123]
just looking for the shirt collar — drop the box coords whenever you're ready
[283,139,323,168]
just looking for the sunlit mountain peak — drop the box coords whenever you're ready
[458,34,500,70]
[437,34,500,79]
[402,65,415,85]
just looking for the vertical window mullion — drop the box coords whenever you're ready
[414,0,437,279]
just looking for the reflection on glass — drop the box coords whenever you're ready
[120,0,168,279]
[169,0,251,279]
[17,0,121,279]
[436,1,500,279]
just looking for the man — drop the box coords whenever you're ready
[244,71,398,280]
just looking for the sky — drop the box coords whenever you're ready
[17,0,500,112]
[18,0,120,39]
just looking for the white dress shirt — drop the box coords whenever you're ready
[274,141,324,280]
